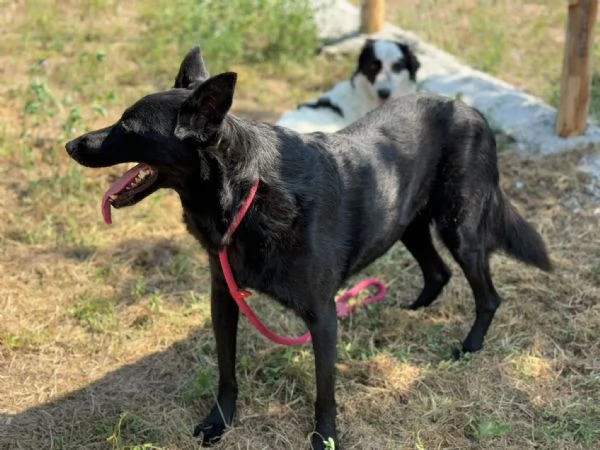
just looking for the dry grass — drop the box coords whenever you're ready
[2,1,600,449]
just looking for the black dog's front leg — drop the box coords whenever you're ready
[304,299,339,450]
[194,263,239,446]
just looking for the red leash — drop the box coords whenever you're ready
[218,180,387,346]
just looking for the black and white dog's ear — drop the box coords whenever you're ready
[175,72,237,142]
[397,43,421,80]
[174,46,210,89]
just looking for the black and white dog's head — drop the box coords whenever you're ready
[275,39,420,133]
[353,39,420,104]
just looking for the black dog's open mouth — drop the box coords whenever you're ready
[102,163,160,225]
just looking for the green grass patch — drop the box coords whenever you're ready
[467,416,511,441]
[0,330,52,350]
[537,406,600,447]
[106,412,165,450]
[137,0,318,78]
[70,293,118,333]
[180,367,218,406]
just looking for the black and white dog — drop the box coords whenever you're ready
[65,47,551,450]
[276,39,420,133]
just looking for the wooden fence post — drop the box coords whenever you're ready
[555,0,598,137]
[360,0,386,34]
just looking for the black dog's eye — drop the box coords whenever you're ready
[391,61,406,73]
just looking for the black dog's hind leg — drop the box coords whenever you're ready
[401,217,452,309]
[303,297,339,450]
[195,261,239,445]
[440,228,502,359]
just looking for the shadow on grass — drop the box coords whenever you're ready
[0,325,216,449]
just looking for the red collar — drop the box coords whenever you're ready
[218,179,387,346]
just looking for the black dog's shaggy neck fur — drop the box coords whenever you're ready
[65,47,552,450]
[179,116,309,307]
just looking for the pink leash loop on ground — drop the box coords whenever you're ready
[218,179,387,346]
[335,278,387,318]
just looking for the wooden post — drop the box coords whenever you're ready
[360,0,386,34]
[555,0,598,137]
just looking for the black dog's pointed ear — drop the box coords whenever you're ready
[174,47,210,89]
[398,43,421,80]
[175,72,237,142]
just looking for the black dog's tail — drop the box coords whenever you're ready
[497,194,553,272]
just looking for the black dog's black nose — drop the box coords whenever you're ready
[65,139,77,156]
[377,88,391,100]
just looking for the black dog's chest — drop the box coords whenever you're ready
[182,210,225,252]
[183,209,301,311]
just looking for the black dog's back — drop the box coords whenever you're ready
[322,93,550,274]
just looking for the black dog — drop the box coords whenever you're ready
[65,47,552,449]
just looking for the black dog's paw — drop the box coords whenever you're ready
[451,344,479,360]
[451,346,466,360]
[194,420,227,447]
[311,433,339,450]
[402,300,426,311]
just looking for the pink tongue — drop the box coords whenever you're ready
[101,163,150,225]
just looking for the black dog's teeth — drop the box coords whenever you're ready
[109,168,154,203]
[125,168,152,191]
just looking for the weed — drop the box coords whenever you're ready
[148,291,163,315]
[107,412,164,450]
[23,80,60,123]
[467,417,511,441]
[131,277,148,300]
[62,105,84,138]
[167,251,195,279]
[70,293,118,333]
[182,292,210,317]
[180,367,217,406]
[0,330,51,350]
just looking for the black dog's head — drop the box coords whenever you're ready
[65,47,237,224]
[353,39,420,103]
